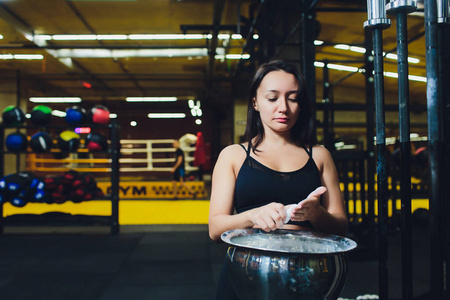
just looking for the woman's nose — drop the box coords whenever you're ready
[278,98,288,112]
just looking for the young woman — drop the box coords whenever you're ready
[209,60,347,243]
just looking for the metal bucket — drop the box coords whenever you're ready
[221,229,357,300]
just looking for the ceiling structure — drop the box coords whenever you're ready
[0,0,431,139]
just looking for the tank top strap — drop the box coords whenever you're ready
[303,144,313,158]
[239,144,251,157]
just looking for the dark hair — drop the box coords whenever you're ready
[243,60,316,152]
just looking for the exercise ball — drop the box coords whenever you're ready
[5,132,28,152]
[30,105,52,126]
[85,132,108,151]
[88,105,110,125]
[2,106,26,126]
[30,132,53,153]
[57,130,80,152]
[65,106,86,126]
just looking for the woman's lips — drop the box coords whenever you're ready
[274,118,289,123]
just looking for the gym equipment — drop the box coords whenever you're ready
[30,105,52,126]
[0,172,37,207]
[30,132,53,153]
[85,132,108,151]
[2,106,26,126]
[57,130,80,152]
[65,106,87,126]
[5,132,28,152]
[88,105,110,125]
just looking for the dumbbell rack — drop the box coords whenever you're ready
[0,120,120,235]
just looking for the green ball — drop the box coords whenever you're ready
[30,105,52,126]
[2,106,26,126]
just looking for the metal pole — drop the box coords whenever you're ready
[110,120,120,235]
[0,125,4,234]
[364,1,391,299]
[424,0,445,298]
[386,2,417,299]
[322,61,332,150]
[302,0,317,130]
[364,27,377,256]
[438,15,450,299]
[437,4,450,297]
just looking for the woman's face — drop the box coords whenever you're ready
[253,70,300,134]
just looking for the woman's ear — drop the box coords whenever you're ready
[252,98,258,111]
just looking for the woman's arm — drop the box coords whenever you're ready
[208,145,287,242]
[290,146,348,236]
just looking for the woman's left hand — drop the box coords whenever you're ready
[289,187,327,222]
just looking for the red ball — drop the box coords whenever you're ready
[90,105,110,125]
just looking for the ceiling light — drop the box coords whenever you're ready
[314,40,324,45]
[109,113,118,119]
[129,34,204,40]
[148,113,186,119]
[334,43,420,63]
[0,34,3,39]
[327,63,359,72]
[53,34,97,40]
[29,97,82,103]
[408,74,427,82]
[0,54,43,60]
[130,121,137,126]
[188,99,195,108]
[314,61,325,67]
[215,54,250,60]
[126,97,177,102]
[195,119,202,125]
[34,33,244,41]
[314,61,427,82]
[97,34,127,40]
[51,110,67,117]
[47,48,225,58]
[253,34,259,39]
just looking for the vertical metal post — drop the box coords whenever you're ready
[322,61,332,150]
[386,2,417,299]
[0,125,4,234]
[15,70,21,173]
[424,0,445,298]
[301,0,317,128]
[364,27,377,254]
[364,1,391,299]
[110,120,120,235]
[437,5,450,296]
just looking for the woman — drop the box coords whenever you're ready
[209,60,347,299]
[209,60,347,240]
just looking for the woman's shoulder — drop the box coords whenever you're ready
[311,145,333,163]
[219,143,248,158]
[215,143,248,174]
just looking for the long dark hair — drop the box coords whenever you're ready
[243,60,316,152]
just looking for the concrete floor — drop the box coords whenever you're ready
[0,222,431,300]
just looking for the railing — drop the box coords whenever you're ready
[27,139,198,174]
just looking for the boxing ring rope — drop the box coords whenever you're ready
[26,139,199,174]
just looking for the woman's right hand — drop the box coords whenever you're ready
[247,202,287,232]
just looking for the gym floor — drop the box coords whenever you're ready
[0,222,430,300]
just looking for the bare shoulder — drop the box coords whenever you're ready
[219,143,246,158]
[216,143,247,169]
[311,145,333,166]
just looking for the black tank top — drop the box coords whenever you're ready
[234,144,322,228]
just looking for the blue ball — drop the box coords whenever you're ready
[65,106,86,126]
[5,132,28,152]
